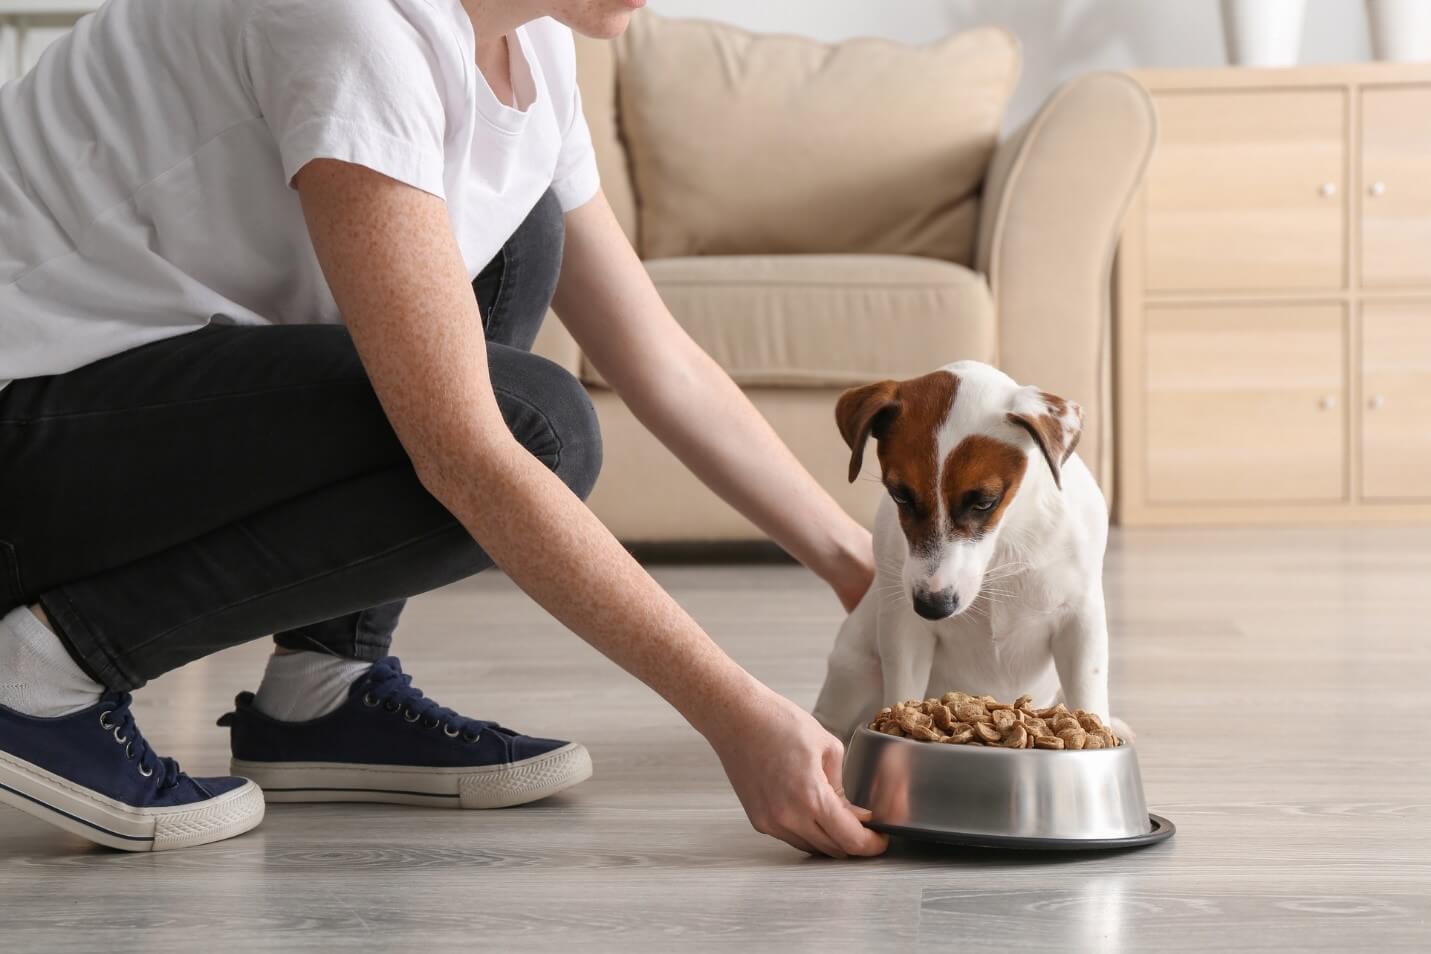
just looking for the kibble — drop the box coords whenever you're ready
[869,691,1124,749]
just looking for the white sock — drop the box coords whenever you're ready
[252,650,372,722]
[0,606,105,717]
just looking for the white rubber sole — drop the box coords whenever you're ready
[232,741,592,809]
[0,747,264,852]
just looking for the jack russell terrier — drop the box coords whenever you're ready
[813,360,1125,743]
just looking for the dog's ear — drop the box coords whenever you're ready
[835,380,900,483]
[1006,387,1084,489]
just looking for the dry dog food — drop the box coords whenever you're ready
[869,691,1122,749]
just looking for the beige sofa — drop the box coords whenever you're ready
[535,15,1156,542]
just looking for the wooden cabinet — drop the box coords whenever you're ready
[1117,64,1431,525]
[1145,90,1346,293]
[1144,304,1346,504]
[1361,87,1431,288]
[1361,302,1431,499]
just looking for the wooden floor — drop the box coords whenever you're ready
[2,528,1429,952]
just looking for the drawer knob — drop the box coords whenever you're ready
[1318,395,1338,410]
[1368,394,1386,410]
[1368,181,1386,197]
[1318,182,1338,198]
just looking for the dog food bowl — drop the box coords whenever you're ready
[843,727,1174,849]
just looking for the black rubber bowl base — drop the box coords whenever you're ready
[872,813,1175,851]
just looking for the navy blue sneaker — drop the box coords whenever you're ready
[0,693,263,851]
[219,656,591,809]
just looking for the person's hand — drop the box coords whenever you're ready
[703,686,888,858]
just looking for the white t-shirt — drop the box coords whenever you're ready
[0,0,600,391]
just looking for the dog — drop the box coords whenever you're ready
[813,360,1124,743]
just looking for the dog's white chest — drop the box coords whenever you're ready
[924,609,1063,706]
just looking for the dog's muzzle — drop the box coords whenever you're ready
[912,587,959,620]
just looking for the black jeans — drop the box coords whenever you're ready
[0,190,600,692]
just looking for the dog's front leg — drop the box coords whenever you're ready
[1051,587,1111,723]
[813,588,885,742]
[878,615,938,709]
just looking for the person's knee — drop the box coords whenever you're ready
[497,354,602,501]
[547,368,603,502]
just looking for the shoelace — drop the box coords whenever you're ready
[360,658,506,742]
[98,693,182,791]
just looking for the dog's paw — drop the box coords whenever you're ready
[1111,716,1136,744]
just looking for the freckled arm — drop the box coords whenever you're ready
[293,161,885,858]
[553,193,873,610]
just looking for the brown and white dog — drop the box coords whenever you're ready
[813,360,1122,742]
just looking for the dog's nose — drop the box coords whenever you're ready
[912,588,958,620]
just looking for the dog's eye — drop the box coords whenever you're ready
[971,497,999,513]
[888,486,914,509]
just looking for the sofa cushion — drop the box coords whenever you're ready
[578,255,996,389]
[613,13,1019,264]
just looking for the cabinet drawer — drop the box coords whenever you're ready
[1144,90,1346,293]
[1143,304,1346,503]
[1362,302,1431,499]
[1361,86,1431,288]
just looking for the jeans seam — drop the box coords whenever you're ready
[39,589,137,691]
[275,608,385,660]
[353,606,390,658]
[0,540,25,603]
[487,243,513,342]
[0,376,371,426]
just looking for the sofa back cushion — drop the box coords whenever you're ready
[613,14,1019,264]
[579,255,996,390]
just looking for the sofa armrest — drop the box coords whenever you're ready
[974,72,1155,495]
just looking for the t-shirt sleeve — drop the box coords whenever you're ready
[242,0,449,198]
[550,77,601,211]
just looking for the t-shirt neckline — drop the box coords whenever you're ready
[454,12,539,133]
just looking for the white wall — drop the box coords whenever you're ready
[648,0,1374,127]
[3,1,1381,117]
[0,12,90,82]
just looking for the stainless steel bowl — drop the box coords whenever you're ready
[844,727,1174,849]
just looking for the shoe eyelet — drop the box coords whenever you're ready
[382,700,401,713]
[461,730,481,743]
[421,717,440,729]
[113,726,128,745]
[137,763,153,778]
[125,742,134,759]
[443,724,460,738]
[362,693,380,708]
[402,708,420,723]
[98,711,114,730]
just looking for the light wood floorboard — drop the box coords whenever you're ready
[2,528,1429,952]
